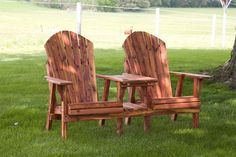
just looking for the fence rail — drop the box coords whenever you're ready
[0,1,236,54]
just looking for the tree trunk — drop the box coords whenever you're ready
[216,34,236,88]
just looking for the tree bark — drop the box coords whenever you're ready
[216,34,236,88]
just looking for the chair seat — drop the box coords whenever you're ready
[123,102,147,111]
[68,101,123,116]
[152,96,200,110]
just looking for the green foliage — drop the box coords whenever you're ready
[17,0,231,10]
[137,0,151,8]
[162,0,171,7]
[97,0,120,12]
[150,0,162,7]
[119,0,150,10]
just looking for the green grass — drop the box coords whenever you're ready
[1,49,236,157]
[1,1,236,156]
[0,1,236,54]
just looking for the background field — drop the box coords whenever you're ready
[0,1,236,55]
[1,1,236,157]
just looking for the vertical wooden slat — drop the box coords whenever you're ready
[116,82,126,135]
[171,75,185,121]
[99,79,111,126]
[193,113,199,128]
[123,32,172,100]
[46,83,56,130]
[45,31,97,105]
[125,86,136,125]
[141,86,151,132]
[58,86,67,139]
[193,78,202,98]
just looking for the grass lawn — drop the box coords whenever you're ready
[1,1,236,156]
[1,49,236,157]
[1,1,236,53]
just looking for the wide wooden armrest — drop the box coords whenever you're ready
[96,73,158,84]
[96,74,118,81]
[170,71,211,79]
[45,76,72,85]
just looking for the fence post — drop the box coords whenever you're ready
[76,2,82,34]
[222,7,227,48]
[155,8,160,37]
[211,14,216,47]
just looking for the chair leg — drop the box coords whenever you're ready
[144,116,151,132]
[116,118,123,135]
[192,113,199,128]
[46,114,52,130]
[171,114,178,121]
[61,119,68,139]
[99,119,106,127]
[125,117,132,125]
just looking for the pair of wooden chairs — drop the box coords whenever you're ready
[44,30,210,139]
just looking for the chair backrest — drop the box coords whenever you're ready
[123,31,172,99]
[44,31,97,104]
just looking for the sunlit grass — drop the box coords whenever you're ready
[1,49,236,156]
[0,1,236,54]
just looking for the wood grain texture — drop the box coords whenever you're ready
[45,31,97,104]
[44,31,125,138]
[123,31,172,99]
[123,31,207,129]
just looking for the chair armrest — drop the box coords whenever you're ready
[171,72,209,98]
[45,76,72,85]
[170,71,211,80]
[96,74,122,82]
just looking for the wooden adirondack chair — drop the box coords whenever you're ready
[123,31,210,128]
[44,30,124,139]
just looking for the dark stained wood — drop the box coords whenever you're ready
[193,113,199,128]
[171,75,185,121]
[125,86,136,125]
[123,31,210,129]
[116,118,123,135]
[170,71,211,79]
[99,74,156,132]
[123,102,146,110]
[116,82,126,134]
[152,96,200,104]
[68,108,124,115]
[45,76,72,85]
[141,86,151,132]
[97,73,158,84]
[46,83,56,130]
[153,102,200,110]
[44,31,125,139]
[69,101,122,110]
[193,78,202,98]
[45,31,98,104]
[99,79,111,126]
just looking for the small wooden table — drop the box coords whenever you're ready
[97,73,158,132]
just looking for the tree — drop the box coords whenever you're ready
[137,0,151,8]
[97,0,120,12]
[213,32,236,88]
[150,0,162,7]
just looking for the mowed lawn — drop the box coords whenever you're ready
[1,1,236,53]
[1,1,236,157]
[1,49,236,157]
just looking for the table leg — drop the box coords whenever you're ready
[99,79,110,127]
[125,86,136,125]
[141,86,151,132]
[116,82,126,135]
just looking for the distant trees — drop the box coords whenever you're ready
[23,0,231,10]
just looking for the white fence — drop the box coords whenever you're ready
[1,1,236,54]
